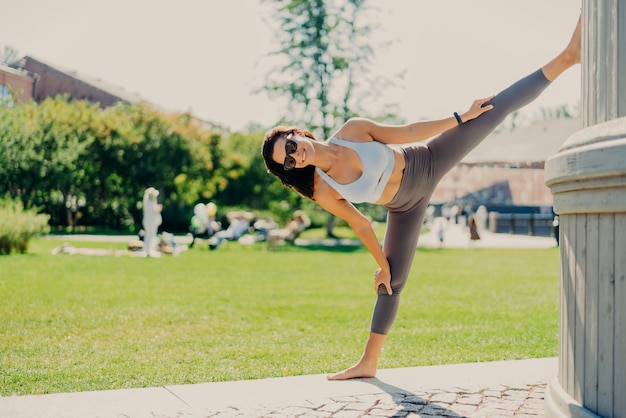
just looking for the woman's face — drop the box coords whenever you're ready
[272,133,312,170]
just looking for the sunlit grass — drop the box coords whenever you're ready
[0,235,559,395]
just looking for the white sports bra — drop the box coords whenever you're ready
[315,137,395,204]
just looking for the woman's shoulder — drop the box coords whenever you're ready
[332,118,376,142]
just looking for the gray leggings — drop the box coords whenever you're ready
[371,69,551,335]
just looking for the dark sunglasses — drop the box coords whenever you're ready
[283,138,298,170]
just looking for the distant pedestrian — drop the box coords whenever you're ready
[475,205,488,233]
[433,217,447,247]
[468,215,481,243]
[552,215,560,246]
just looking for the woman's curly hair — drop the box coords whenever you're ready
[262,126,317,200]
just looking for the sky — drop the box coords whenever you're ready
[2,0,581,132]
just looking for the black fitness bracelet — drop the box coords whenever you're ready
[453,112,463,125]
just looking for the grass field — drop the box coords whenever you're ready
[0,234,560,396]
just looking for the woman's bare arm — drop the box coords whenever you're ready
[314,188,393,295]
[335,96,495,145]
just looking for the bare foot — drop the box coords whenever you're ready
[542,14,582,81]
[565,14,582,65]
[326,364,376,380]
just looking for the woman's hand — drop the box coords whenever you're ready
[374,267,393,295]
[461,95,495,123]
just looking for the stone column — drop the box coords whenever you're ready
[544,2,626,417]
[581,1,626,125]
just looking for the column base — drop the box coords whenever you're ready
[544,377,602,418]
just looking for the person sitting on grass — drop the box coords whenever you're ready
[266,210,311,250]
[188,203,221,248]
[208,210,254,250]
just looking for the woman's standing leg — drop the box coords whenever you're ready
[327,198,432,380]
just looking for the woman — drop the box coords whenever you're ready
[262,16,581,380]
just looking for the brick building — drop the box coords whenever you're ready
[432,118,581,207]
[0,55,141,107]
[0,62,36,104]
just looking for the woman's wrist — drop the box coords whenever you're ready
[378,262,391,274]
[453,112,463,125]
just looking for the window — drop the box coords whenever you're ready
[0,84,14,106]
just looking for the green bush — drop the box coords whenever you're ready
[0,197,50,254]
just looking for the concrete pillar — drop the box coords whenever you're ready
[544,2,626,417]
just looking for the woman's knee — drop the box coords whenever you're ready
[378,278,407,296]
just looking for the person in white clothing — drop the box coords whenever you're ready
[142,187,162,257]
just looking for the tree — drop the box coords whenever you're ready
[85,103,222,230]
[261,0,387,236]
[262,0,380,137]
[0,46,19,65]
[0,97,229,231]
[217,130,298,209]
[0,96,99,227]
[539,103,579,120]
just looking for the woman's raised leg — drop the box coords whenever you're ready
[428,14,581,180]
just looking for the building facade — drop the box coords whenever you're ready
[1,55,140,108]
[0,63,36,104]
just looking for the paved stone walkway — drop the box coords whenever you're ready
[1,358,556,418]
[210,383,546,417]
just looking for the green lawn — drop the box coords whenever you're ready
[0,235,560,396]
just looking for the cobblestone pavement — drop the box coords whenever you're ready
[1,358,556,418]
[207,383,546,418]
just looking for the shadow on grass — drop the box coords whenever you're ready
[272,243,364,253]
[271,240,448,254]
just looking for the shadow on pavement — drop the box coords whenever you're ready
[362,377,464,417]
